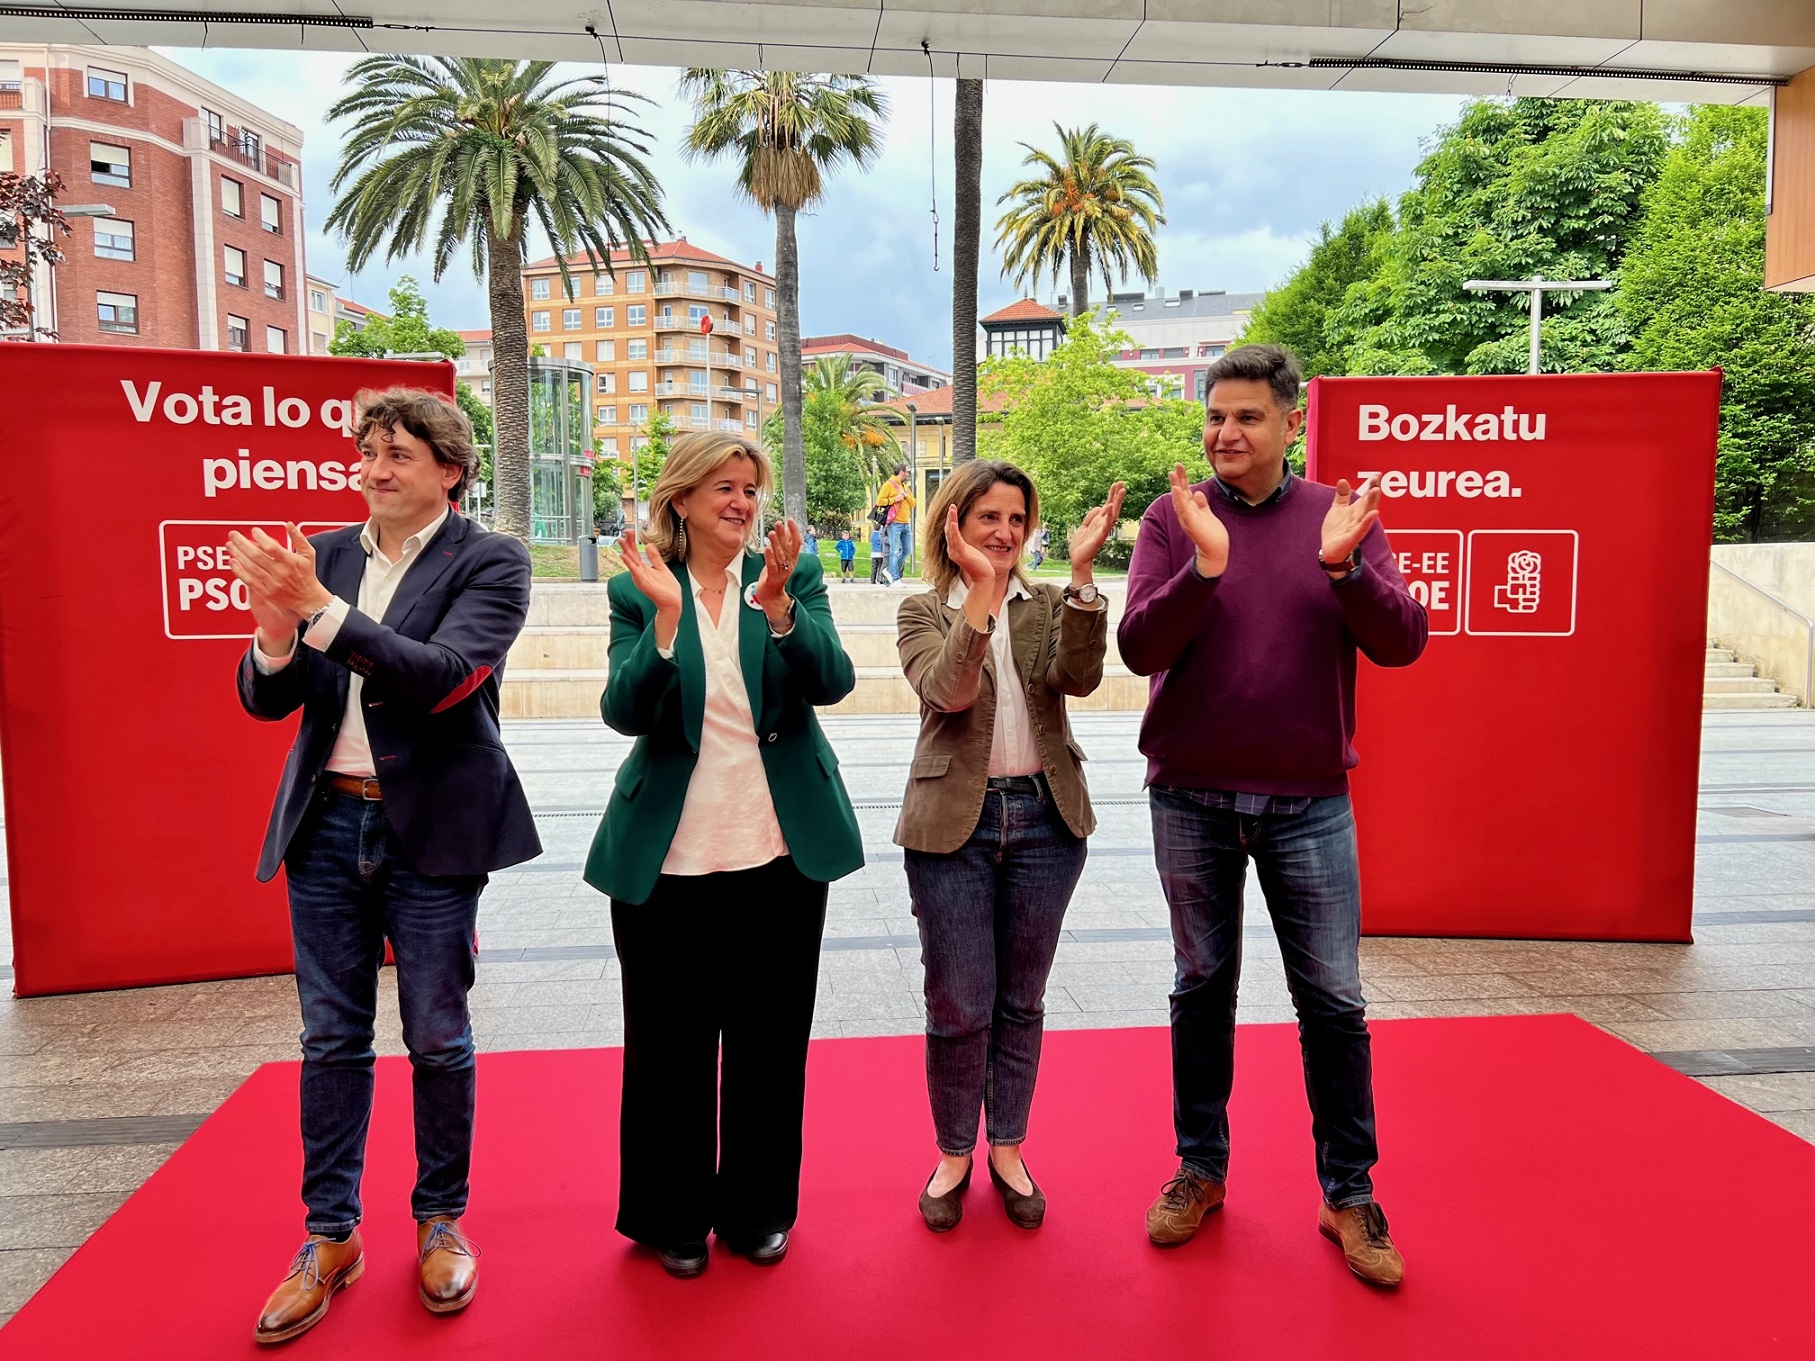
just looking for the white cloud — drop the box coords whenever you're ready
[158,50,1465,370]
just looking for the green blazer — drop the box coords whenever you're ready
[583,551,863,905]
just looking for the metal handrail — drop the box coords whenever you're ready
[1710,559,1815,705]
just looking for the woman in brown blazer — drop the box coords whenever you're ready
[896,460,1125,1232]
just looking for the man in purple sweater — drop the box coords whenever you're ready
[1119,344,1426,1287]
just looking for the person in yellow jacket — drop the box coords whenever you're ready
[876,464,917,584]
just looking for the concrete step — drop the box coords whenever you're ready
[1704,676,1783,695]
[1706,648,1737,664]
[509,627,609,671]
[499,669,606,720]
[1704,691,1800,711]
[1704,662,1757,678]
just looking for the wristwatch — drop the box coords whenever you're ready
[1318,548,1361,575]
[1064,582,1101,606]
[305,601,334,631]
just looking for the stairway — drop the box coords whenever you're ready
[1704,640,1799,711]
[501,581,1148,718]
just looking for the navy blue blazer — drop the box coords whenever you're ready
[237,511,542,882]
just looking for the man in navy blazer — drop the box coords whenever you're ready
[229,387,539,1346]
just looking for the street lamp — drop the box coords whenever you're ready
[1462,275,1611,375]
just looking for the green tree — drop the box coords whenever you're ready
[325,57,669,544]
[327,275,465,360]
[1238,200,1392,379]
[995,123,1166,317]
[1331,98,1669,376]
[629,409,676,505]
[1619,106,1815,541]
[771,355,899,527]
[680,70,887,528]
[982,312,1205,544]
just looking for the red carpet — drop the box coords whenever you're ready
[4,1016,1813,1359]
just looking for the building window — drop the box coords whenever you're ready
[226,315,250,351]
[627,338,647,360]
[559,342,580,362]
[596,274,613,295]
[562,276,579,301]
[745,410,758,429]
[745,345,756,366]
[311,330,329,352]
[595,339,615,362]
[96,291,137,333]
[595,307,613,328]
[744,314,755,334]
[765,288,774,308]
[690,402,709,423]
[627,271,646,293]
[629,403,648,424]
[627,371,648,393]
[223,247,246,288]
[597,404,616,425]
[602,436,619,455]
[596,372,615,394]
[260,194,281,234]
[744,281,756,301]
[90,142,130,188]
[203,108,224,142]
[531,278,550,300]
[263,260,284,300]
[221,177,242,217]
[266,326,286,354]
[766,383,777,402]
[87,67,128,102]
[94,218,134,261]
[688,304,709,326]
[239,130,262,163]
[562,308,581,330]
[766,352,776,372]
[309,288,328,313]
[531,310,550,332]
[627,305,646,327]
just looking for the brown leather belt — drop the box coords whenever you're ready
[324,772,383,800]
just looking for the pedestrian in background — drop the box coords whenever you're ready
[836,530,857,581]
[870,524,890,584]
[877,464,916,583]
[896,458,1126,1233]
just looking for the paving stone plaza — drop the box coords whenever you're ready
[1,705,1814,1323]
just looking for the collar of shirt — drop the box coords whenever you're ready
[686,558,744,603]
[944,575,1034,611]
[1211,468,1294,508]
[359,505,451,564]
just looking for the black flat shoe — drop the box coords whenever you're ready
[918,1162,972,1233]
[723,1230,789,1266]
[988,1156,1046,1229]
[657,1241,709,1278]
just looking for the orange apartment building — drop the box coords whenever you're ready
[0,44,306,351]
[521,239,779,461]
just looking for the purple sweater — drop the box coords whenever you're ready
[1117,477,1427,796]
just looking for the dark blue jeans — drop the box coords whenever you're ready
[285,790,484,1237]
[1149,787,1378,1209]
[905,776,1088,1155]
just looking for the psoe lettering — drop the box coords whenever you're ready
[1357,403,1546,442]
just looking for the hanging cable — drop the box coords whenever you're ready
[923,39,940,273]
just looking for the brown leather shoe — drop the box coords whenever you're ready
[253,1233,365,1345]
[1319,1201,1405,1287]
[417,1216,480,1313]
[1145,1164,1225,1246]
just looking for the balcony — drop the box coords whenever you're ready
[716,419,745,433]
[197,127,299,187]
[654,349,741,369]
[652,316,694,332]
[708,351,742,371]
[715,385,748,401]
[654,281,741,302]
[652,381,713,398]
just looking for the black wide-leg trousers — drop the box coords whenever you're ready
[610,856,828,1247]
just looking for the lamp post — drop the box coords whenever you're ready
[1462,275,1611,374]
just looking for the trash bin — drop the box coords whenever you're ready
[580,534,599,583]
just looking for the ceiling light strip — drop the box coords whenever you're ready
[0,4,372,26]
[1303,56,1784,87]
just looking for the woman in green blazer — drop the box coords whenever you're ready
[583,432,861,1280]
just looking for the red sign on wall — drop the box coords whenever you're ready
[1306,373,1720,943]
[0,346,454,995]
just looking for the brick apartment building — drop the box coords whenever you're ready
[521,239,778,461]
[0,44,306,351]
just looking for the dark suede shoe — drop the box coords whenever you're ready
[657,1242,708,1278]
[918,1163,972,1233]
[987,1156,1046,1230]
[723,1230,788,1266]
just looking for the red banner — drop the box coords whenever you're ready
[0,346,455,995]
[1306,372,1720,942]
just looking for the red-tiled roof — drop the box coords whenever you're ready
[802,333,908,361]
[981,297,1063,324]
[454,328,492,341]
[523,239,767,275]
[878,387,1008,420]
[339,298,380,317]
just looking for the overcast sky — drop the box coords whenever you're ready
[160,49,1466,371]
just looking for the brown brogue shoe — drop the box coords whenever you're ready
[253,1232,365,1345]
[1145,1164,1226,1246]
[1318,1201,1405,1287]
[417,1216,480,1314]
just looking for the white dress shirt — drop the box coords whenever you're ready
[946,577,1043,779]
[659,561,790,876]
[251,508,450,778]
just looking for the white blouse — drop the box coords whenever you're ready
[660,562,790,876]
[946,578,1043,779]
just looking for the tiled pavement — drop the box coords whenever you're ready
[3,710,1815,1323]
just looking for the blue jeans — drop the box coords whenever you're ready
[905,776,1088,1155]
[1148,787,1378,1208]
[285,790,485,1237]
[887,521,912,582]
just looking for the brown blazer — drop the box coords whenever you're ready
[894,581,1108,853]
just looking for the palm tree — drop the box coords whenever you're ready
[325,57,669,543]
[995,123,1165,318]
[680,70,887,527]
[951,78,983,463]
[805,354,901,470]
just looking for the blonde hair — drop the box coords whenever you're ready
[644,432,775,562]
[921,459,1041,597]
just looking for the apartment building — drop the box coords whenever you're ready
[1099,287,1263,399]
[454,328,493,403]
[0,44,306,351]
[521,239,777,462]
[801,333,949,395]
